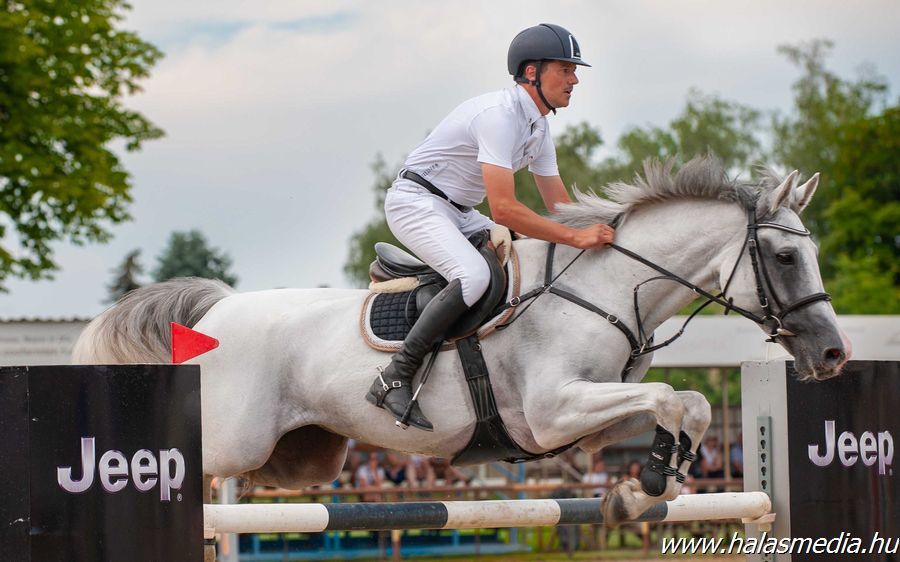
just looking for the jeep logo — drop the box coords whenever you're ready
[808,420,894,476]
[57,437,186,501]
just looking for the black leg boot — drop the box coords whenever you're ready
[366,279,468,431]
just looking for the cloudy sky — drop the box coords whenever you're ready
[2,0,899,318]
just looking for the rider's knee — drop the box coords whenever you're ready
[460,263,491,307]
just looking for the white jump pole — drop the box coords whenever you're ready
[204,491,771,534]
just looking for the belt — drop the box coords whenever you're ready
[399,169,471,213]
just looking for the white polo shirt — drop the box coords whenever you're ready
[400,85,559,207]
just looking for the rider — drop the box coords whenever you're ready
[366,23,616,431]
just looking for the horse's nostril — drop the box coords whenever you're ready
[824,347,846,365]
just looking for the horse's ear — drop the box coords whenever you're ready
[793,173,820,214]
[769,170,799,214]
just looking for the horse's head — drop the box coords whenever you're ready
[722,170,851,381]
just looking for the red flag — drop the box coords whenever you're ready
[171,322,219,364]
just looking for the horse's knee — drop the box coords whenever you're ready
[646,383,684,427]
[677,390,712,434]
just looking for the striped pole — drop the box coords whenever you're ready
[204,492,770,534]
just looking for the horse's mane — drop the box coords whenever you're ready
[554,156,787,228]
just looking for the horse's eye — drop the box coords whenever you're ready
[776,252,795,265]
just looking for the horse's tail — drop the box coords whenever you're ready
[72,277,236,364]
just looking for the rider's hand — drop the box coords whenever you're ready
[571,224,615,249]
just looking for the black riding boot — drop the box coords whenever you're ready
[366,279,468,431]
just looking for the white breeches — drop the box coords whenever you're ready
[385,180,495,306]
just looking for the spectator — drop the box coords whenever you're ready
[582,455,611,497]
[623,460,642,481]
[407,454,436,487]
[699,434,725,479]
[354,452,386,501]
[429,457,472,485]
[680,474,697,495]
[383,451,413,487]
[730,433,744,478]
[341,439,365,487]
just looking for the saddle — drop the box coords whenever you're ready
[361,228,514,350]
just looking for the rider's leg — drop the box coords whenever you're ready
[367,186,491,430]
[366,278,469,430]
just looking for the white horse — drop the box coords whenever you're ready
[73,157,849,525]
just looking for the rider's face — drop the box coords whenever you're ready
[538,61,579,109]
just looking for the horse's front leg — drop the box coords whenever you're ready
[577,390,710,482]
[524,381,700,526]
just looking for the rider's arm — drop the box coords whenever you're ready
[482,163,612,250]
[533,174,572,213]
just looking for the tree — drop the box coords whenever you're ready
[599,89,763,181]
[0,0,164,290]
[771,40,897,312]
[509,121,609,212]
[343,154,403,286]
[817,108,900,313]
[771,39,889,237]
[105,248,143,303]
[152,230,238,287]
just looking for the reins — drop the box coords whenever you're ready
[493,205,832,380]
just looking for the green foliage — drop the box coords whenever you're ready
[771,39,890,234]
[0,0,164,289]
[509,121,609,214]
[643,367,742,406]
[343,155,403,286]
[152,230,238,287]
[600,89,763,181]
[771,40,897,312]
[105,248,142,302]
[819,108,900,312]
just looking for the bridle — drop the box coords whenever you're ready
[496,204,832,379]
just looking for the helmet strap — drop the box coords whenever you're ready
[516,61,557,115]
[531,61,556,115]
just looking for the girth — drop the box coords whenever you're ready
[451,333,575,466]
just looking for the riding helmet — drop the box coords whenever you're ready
[507,23,591,80]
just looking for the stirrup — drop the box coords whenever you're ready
[366,367,433,432]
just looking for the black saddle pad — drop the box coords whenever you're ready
[369,290,422,342]
[367,230,508,342]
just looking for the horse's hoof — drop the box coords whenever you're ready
[601,480,642,528]
[601,490,629,528]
